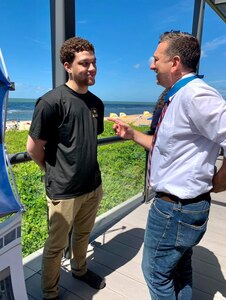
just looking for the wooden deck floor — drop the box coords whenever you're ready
[24,158,226,299]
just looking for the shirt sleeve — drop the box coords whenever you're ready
[187,85,226,154]
[29,98,57,141]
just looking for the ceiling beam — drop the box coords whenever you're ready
[206,0,226,22]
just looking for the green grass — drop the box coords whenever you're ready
[5,121,149,256]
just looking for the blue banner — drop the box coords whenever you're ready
[0,59,23,217]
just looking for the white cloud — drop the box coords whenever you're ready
[161,15,177,25]
[201,49,207,58]
[31,39,50,50]
[133,63,140,69]
[78,20,87,25]
[202,36,226,52]
[148,56,153,65]
[209,79,226,84]
[14,82,50,98]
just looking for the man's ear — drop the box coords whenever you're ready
[64,62,72,73]
[172,56,180,68]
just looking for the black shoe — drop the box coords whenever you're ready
[43,297,59,300]
[72,269,106,289]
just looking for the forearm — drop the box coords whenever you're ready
[29,150,46,171]
[26,136,47,172]
[212,157,226,193]
[132,129,153,150]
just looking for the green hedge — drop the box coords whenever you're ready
[5,121,149,256]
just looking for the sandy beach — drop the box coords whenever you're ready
[6,120,32,131]
[6,112,152,131]
[105,112,152,127]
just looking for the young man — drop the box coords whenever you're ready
[109,31,226,299]
[27,37,105,300]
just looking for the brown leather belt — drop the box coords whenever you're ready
[156,192,211,205]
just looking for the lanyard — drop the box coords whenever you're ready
[164,74,204,103]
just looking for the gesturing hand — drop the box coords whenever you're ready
[107,118,134,140]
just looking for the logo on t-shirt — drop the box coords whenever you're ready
[91,107,98,118]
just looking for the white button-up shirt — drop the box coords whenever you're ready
[151,74,226,198]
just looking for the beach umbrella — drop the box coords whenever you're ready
[0,49,24,217]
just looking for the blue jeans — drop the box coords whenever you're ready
[142,196,210,300]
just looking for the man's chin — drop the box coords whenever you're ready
[155,76,165,87]
[88,79,95,86]
[155,75,160,85]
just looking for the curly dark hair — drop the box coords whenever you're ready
[60,37,95,64]
[159,30,200,72]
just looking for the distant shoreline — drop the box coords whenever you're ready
[6,113,152,131]
[8,98,156,106]
[7,99,155,122]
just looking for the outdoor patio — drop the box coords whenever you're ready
[23,157,226,300]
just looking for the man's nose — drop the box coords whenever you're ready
[89,63,96,71]
[150,61,155,70]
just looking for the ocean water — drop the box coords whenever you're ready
[7,98,156,121]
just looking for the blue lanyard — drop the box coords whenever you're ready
[164,74,204,103]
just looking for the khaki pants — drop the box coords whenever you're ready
[42,184,102,299]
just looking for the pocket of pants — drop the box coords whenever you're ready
[144,200,172,247]
[153,198,174,219]
[176,217,208,248]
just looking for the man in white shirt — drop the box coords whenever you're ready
[108,31,226,299]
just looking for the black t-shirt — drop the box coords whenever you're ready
[29,84,104,199]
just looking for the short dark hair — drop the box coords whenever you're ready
[60,37,95,64]
[159,30,200,72]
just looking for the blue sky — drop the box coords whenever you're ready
[1,0,226,102]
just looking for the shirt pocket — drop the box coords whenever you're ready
[154,120,175,156]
